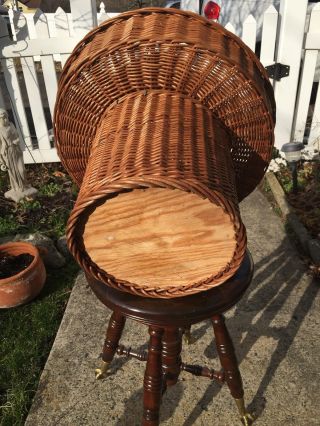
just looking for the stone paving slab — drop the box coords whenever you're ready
[25,190,320,426]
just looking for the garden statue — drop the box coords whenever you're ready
[0,108,37,202]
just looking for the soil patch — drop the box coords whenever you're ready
[0,253,34,279]
[0,163,77,238]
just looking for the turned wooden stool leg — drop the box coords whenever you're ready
[162,327,182,387]
[212,315,254,426]
[143,326,164,426]
[95,311,126,379]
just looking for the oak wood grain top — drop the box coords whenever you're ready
[84,188,236,288]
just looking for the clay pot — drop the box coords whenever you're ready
[0,241,46,308]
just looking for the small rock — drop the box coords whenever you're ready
[13,232,66,268]
[56,236,71,259]
[308,239,320,266]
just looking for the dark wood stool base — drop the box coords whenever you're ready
[89,252,255,426]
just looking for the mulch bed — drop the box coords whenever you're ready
[0,163,77,238]
[276,161,320,240]
[275,160,320,278]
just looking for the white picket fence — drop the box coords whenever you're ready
[0,0,319,164]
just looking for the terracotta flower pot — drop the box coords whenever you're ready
[0,241,46,308]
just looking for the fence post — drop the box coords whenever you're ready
[180,0,199,14]
[307,3,320,149]
[293,3,320,145]
[260,5,278,73]
[70,0,97,37]
[273,0,308,149]
[242,14,256,51]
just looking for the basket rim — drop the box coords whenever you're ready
[66,177,247,298]
[54,9,275,201]
[55,8,275,125]
[57,7,274,110]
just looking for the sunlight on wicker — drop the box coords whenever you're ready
[54,8,275,298]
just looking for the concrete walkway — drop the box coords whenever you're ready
[25,189,320,426]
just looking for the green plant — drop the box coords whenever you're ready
[262,178,271,193]
[47,209,69,237]
[272,147,280,159]
[18,199,41,213]
[71,183,78,198]
[39,182,62,197]
[282,180,293,193]
[273,205,282,217]
[0,216,20,237]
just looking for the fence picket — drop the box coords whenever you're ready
[0,16,32,150]
[54,7,72,67]
[242,15,256,52]
[273,0,308,148]
[260,5,278,70]
[99,2,106,13]
[45,13,61,62]
[70,0,97,37]
[8,7,17,41]
[98,11,119,25]
[34,9,58,118]
[225,23,235,34]
[97,1,111,24]
[293,3,320,144]
[15,12,51,157]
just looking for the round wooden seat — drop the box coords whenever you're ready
[87,251,253,326]
[84,188,237,292]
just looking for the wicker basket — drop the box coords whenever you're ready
[54,8,275,298]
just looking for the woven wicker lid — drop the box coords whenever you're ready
[54,7,275,202]
[54,7,275,298]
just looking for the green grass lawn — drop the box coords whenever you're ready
[0,261,79,425]
[0,163,80,425]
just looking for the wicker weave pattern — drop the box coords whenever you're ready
[54,8,275,298]
[80,92,237,204]
[54,8,275,201]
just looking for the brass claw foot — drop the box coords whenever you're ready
[235,398,255,426]
[240,413,255,426]
[183,329,194,345]
[95,360,110,379]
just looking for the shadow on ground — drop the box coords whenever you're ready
[181,239,318,426]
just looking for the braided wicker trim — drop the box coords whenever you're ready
[66,177,246,298]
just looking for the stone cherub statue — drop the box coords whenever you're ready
[0,108,37,202]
